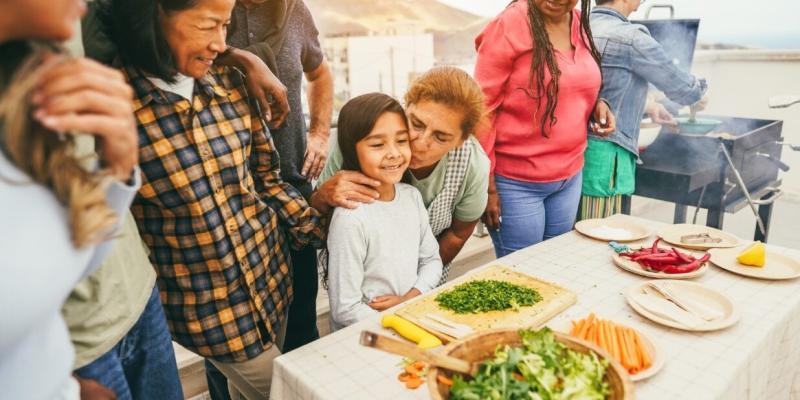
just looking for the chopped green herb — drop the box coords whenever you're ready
[435,280,542,314]
[449,328,610,400]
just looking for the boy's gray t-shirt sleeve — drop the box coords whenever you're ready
[412,191,443,293]
[326,209,378,328]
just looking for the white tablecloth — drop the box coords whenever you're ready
[270,216,800,400]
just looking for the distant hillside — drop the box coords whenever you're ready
[305,0,489,63]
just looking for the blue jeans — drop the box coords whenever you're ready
[489,172,583,258]
[74,286,183,400]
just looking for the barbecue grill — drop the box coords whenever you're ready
[625,116,790,242]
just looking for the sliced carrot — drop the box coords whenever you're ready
[631,329,653,369]
[598,319,612,351]
[571,319,583,337]
[404,364,419,375]
[605,320,621,362]
[405,377,424,389]
[512,372,524,381]
[437,375,454,387]
[577,316,593,339]
[623,327,640,372]
[616,325,634,371]
[411,361,427,371]
[398,372,413,382]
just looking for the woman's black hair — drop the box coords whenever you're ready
[337,92,407,172]
[109,0,198,82]
[523,0,602,137]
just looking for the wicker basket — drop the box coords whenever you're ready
[427,329,634,400]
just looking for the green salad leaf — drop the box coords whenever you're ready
[449,328,610,400]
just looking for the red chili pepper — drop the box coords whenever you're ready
[633,253,681,263]
[651,238,662,253]
[671,247,694,263]
[661,253,710,273]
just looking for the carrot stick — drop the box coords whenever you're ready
[606,320,621,362]
[623,327,640,373]
[589,321,600,345]
[577,317,592,339]
[616,325,635,371]
[631,329,653,369]
[598,320,610,351]
[571,319,584,337]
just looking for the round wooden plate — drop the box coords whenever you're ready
[625,280,739,332]
[575,217,652,242]
[551,318,665,382]
[611,249,708,279]
[658,224,741,250]
[709,246,800,280]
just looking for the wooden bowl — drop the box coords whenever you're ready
[427,329,634,400]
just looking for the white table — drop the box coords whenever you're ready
[270,216,800,400]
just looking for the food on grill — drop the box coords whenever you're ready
[706,131,735,140]
[449,328,610,399]
[620,238,710,274]
[680,233,723,244]
[737,241,766,267]
[569,314,653,376]
[434,280,542,314]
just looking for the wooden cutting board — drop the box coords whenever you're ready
[396,264,576,342]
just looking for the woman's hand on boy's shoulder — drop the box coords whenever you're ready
[312,171,381,212]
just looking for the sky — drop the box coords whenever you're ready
[437,0,800,49]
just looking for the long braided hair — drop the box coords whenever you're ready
[523,0,601,137]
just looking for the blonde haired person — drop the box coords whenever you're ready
[0,1,140,399]
[316,66,490,287]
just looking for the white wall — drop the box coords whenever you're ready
[692,50,800,198]
[346,34,435,99]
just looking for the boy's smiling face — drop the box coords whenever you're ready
[355,112,411,186]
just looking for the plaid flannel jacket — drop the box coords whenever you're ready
[126,65,323,362]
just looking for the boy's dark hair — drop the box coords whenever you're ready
[337,92,407,172]
[108,0,198,82]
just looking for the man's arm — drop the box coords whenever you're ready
[217,47,291,127]
[302,58,333,180]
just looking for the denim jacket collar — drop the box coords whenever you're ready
[591,7,629,22]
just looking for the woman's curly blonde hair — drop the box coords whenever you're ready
[0,44,117,248]
[404,66,487,139]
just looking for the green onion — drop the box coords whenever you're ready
[435,280,542,314]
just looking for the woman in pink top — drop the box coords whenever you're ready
[476,0,615,257]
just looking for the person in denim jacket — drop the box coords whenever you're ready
[578,0,708,219]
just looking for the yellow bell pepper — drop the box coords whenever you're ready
[737,241,766,267]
